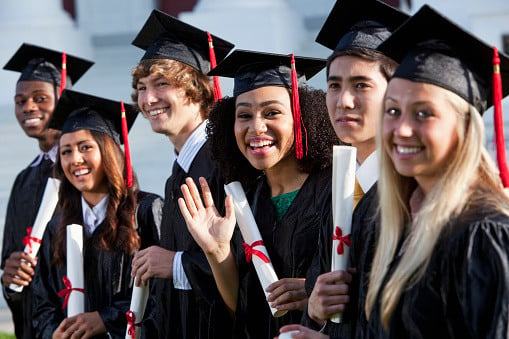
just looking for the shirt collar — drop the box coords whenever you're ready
[81,195,109,235]
[30,144,58,167]
[356,151,379,193]
[175,120,208,173]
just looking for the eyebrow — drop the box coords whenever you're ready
[59,139,93,148]
[236,99,286,108]
[327,75,373,82]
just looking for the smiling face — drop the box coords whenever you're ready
[15,80,60,150]
[383,78,460,194]
[234,86,297,173]
[136,73,203,152]
[326,55,388,162]
[59,129,108,206]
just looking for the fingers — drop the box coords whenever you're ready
[267,278,307,311]
[199,177,215,208]
[20,252,37,267]
[180,182,198,217]
[316,270,352,285]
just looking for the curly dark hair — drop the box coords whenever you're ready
[326,48,399,81]
[52,130,140,266]
[131,59,214,117]
[207,86,340,187]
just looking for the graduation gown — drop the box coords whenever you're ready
[150,140,230,339]
[2,155,54,339]
[232,166,332,339]
[366,206,509,339]
[301,184,379,338]
[31,192,161,339]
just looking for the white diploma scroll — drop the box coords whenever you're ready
[125,278,149,339]
[66,224,85,317]
[330,146,356,323]
[224,181,287,317]
[278,330,301,338]
[9,178,61,292]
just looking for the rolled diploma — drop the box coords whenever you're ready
[9,178,61,292]
[330,146,356,323]
[66,224,84,317]
[125,278,149,339]
[278,330,301,339]
[224,181,287,317]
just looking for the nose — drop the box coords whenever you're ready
[70,150,84,165]
[338,88,355,109]
[23,98,37,114]
[252,116,267,134]
[393,113,413,138]
[141,86,158,107]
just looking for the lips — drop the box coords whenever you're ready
[249,139,275,149]
[23,117,43,127]
[73,168,91,177]
[147,107,168,117]
[395,145,423,155]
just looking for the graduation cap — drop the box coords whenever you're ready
[3,43,94,88]
[316,0,409,52]
[209,49,326,160]
[50,90,138,187]
[378,4,509,186]
[132,9,234,74]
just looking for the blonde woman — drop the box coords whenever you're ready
[364,6,509,339]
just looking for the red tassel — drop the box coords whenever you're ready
[207,32,223,102]
[121,101,133,188]
[290,54,307,160]
[493,47,509,187]
[60,53,67,96]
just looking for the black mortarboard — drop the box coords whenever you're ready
[132,9,235,73]
[3,43,94,86]
[378,5,509,113]
[49,90,138,146]
[316,0,409,52]
[208,50,326,97]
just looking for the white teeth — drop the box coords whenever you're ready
[24,118,41,125]
[249,140,274,148]
[397,146,421,154]
[148,108,166,116]
[74,169,90,176]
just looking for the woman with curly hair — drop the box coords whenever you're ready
[31,90,161,338]
[178,50,340,338]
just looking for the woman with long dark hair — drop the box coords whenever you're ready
[32,90,160,338]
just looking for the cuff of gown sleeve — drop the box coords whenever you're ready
[172,251,192,290]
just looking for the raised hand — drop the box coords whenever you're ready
[178,177,236,261]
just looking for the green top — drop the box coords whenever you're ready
[271,189,299,221]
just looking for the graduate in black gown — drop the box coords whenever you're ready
[128,10,235,339]
[1,44,93,339]
[178,50,340,338]
[279,1,409,338]
[361,5,509,338]
[31,90,160,338]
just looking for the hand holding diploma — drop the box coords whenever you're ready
[9,178,60,292]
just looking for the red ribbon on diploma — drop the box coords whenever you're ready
[22,227,41,255]
[126,310,142,339]
[243,240,270,263]
[333,226,351,255]
[58,276,84,310]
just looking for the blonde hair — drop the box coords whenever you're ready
[365,87,509,327]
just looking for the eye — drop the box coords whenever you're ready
[327,81,340,90]
[265,109,280,118]
[137,85,146,91]
[235,110,251,119]
[60,148,71,156]
[33,95,47,103]
[355,82,369,89]
[79,144,93,152]
[416,110,432,119]
[15,98,26,106]
[385,107,400,117]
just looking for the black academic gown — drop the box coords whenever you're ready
[365,206,509,339]
[151,140,230,339]
[2,155,54,339]
[31,192,161,339]
[302,184,379,338]
[232,166,332,339]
